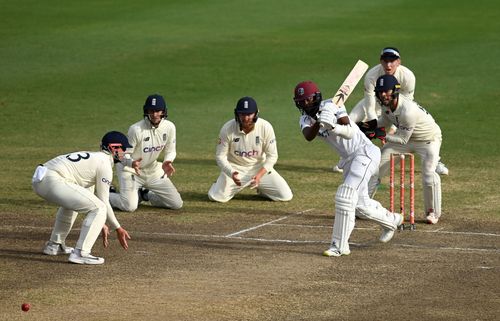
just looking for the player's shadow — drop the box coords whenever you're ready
[0,249,68,264]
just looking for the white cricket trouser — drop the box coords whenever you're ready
[329,144,400,252]
[378,137,442,217]
[32,167,106,253]
[208,165,293,203]
[110,163,183,212]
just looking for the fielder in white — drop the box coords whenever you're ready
[32,131,132,265]
[293,81,403,257]
[350,47,415,125]
[110,94,183,212]
[368,75,443,224]
[345,47,448,175]
[208,96,293,203]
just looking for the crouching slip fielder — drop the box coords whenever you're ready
[369,75,443,224]
[293,81,403,257]
[208,96,293,203]
[32,131,132,265]
[110,94,183,211]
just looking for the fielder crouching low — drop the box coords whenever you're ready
[33,131,132,265]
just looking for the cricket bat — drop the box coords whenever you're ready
[320,59,369,128]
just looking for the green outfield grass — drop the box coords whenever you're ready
[1,1,500,320]
[1,1,499,219]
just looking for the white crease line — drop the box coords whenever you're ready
[224,209,314,237]
[1,226,498,254]
[268,223,500,237]
[270,223,378,231]
[136,231,499,254]
[399,244,500,253]
[421,230,500,237]
[3,222,499,238]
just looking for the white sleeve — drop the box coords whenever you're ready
[261,123,278,172]
[363,69,379,121]
[95,162,120,230]
[163,123,177,163]
[215,126,234,177]
[332,123,355,139]
[385,108,416,144]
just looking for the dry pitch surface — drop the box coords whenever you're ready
[1,206,499,321]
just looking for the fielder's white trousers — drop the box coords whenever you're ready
[208,165,293,203]
[110,162,183,212]
[32,167,106,253]
[377,137,442,217]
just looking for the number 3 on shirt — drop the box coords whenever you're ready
[66,152,90,162]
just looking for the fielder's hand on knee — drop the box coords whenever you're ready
[232,171,242,186]
[162,161,175,177]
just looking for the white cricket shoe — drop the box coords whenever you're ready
[69,250,105,265]
[435,162,449,175]
[42,241,74,256]
[322,247,350,257]
[426,212,439,224]
[379,213,404,243]
[332,165,343,173]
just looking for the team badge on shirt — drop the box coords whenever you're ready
[233,138,240,142]
[163,133,167,141]
[144,137,150,142]
[256,136,260,144]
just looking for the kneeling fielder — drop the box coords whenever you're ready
[208,96,293,203]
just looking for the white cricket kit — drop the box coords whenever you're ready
[350,64,415,122]
[376,95,443,218]
[301,100,401,254]
[32,151,120,253]
[208,118,292,202]
[110,118,183,211]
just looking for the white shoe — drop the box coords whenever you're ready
[435,162,449,175]
[42,241,74,256]
[379,213,404,243]
[69,251,105,265]
[426,212,439,224]
[332,165,343,173]
[322,247,350,257]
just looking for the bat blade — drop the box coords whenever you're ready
[319,59,369,128]
[332,59,369,106]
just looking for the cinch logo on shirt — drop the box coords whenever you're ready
[143,145,165,153]
[234,150,259,157]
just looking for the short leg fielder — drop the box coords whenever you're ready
[208,170,293,203]
[33,170,107,254]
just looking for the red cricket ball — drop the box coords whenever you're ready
[21,303,31,312]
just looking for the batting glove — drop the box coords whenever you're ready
[318,107,336,130]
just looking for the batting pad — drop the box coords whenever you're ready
[331,184,357,254]
[356,200,397,231]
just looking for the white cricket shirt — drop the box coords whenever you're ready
[215,118,278,177]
